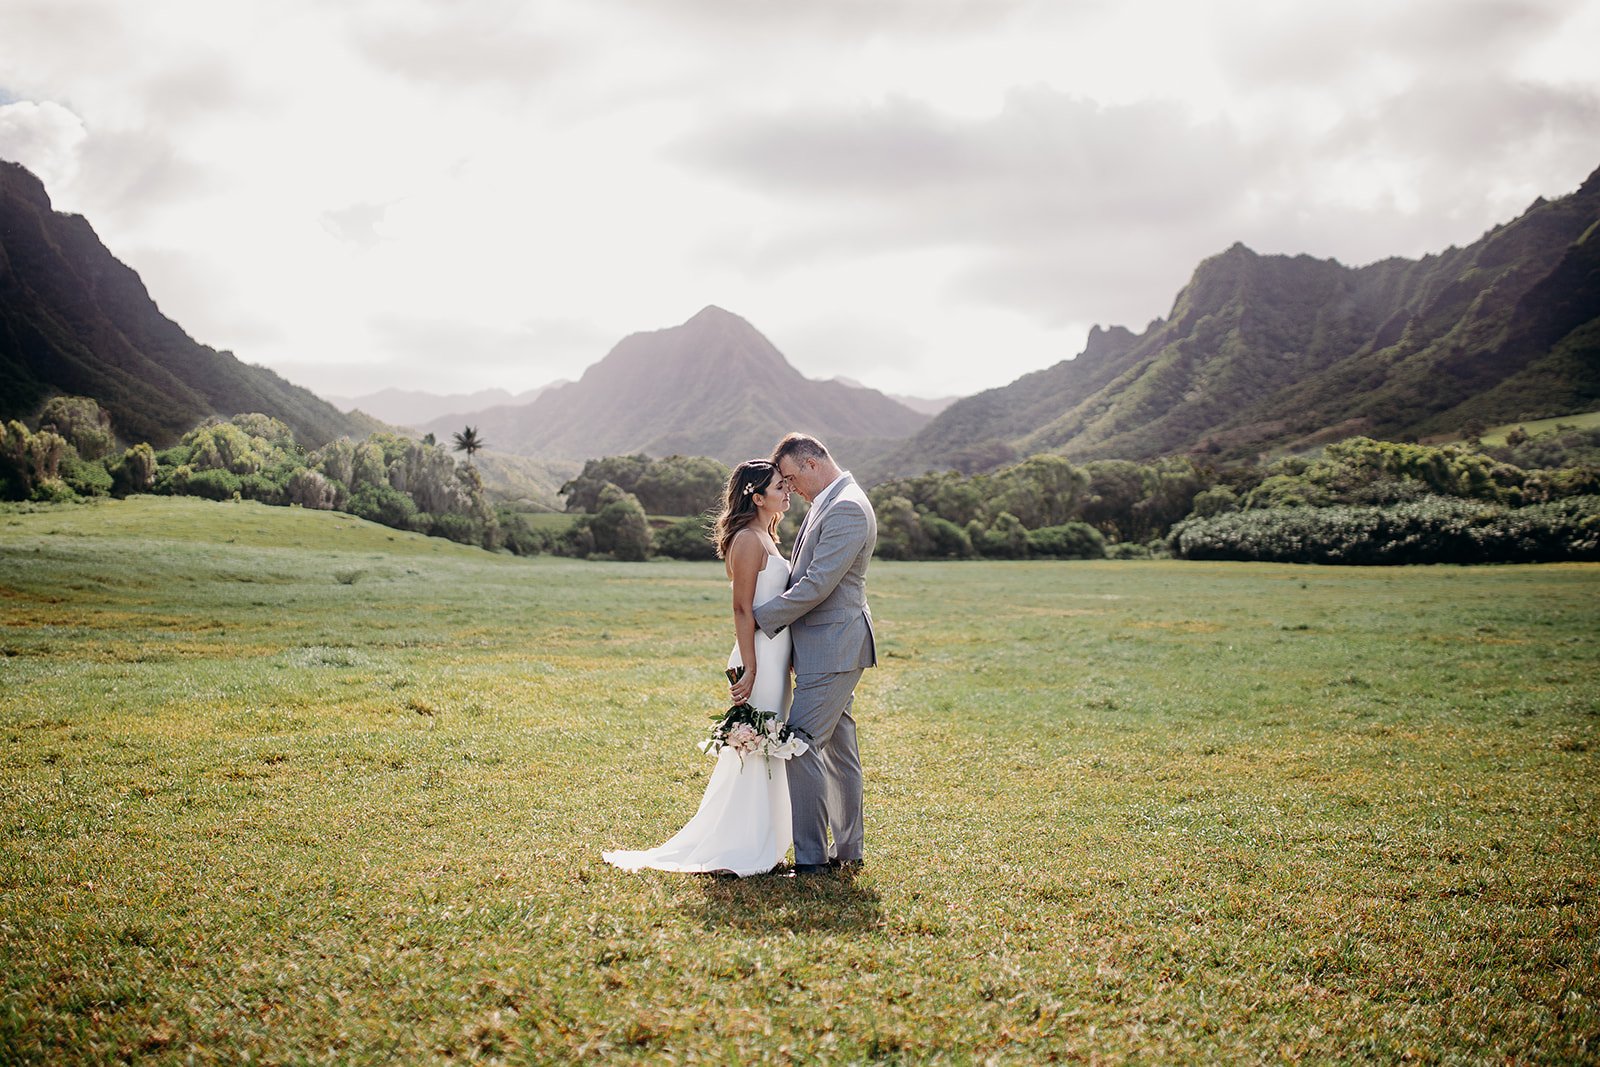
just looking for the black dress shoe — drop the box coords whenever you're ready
[828,858,863,871]
[791,863,830,875]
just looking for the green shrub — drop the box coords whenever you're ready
[971,512,1029,559]
[59,452,112,497]
[874,495,927,561]
[1189,485,1239,518]
[429,512,484,547]
[921,514,973,559]
[29,478,77,503]
[286,468,338,510]
[111,444,158,497]
[556,516,596,558]
[348,484,419,530]
[1170,495,1600,564]
[1,421,68,501]
[591,491,653,561]
[39,396,116,461]
[237,472,287,505]
[1026,522,1107,560]
[180,468,244,501]
[499,518,554,557]
[562,454,730,516]
[654,516,717,560]
[1487,425,1600,470]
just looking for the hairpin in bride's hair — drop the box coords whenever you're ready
[741,482,756,496]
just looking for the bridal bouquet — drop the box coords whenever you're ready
[701,668,811,767]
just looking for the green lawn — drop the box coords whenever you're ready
[2,497,1597,1063]
[513,511,584,533]
[1479,409,1600,447]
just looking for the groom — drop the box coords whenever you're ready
[752,433,877,875]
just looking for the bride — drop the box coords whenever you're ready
[603,459,796,876]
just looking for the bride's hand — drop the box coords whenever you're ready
[730,670,756,705]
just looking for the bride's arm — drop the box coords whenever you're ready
[727,531,764,704]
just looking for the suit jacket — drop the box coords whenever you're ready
[753,472,877,675]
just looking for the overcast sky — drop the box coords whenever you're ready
[2,0,1598,402]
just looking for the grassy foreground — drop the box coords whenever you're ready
[2,497,1597,1064]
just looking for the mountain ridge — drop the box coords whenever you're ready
[0,160,368,448]
[867,165,1600,479]
[327,383,569,429]
[5,152,1593,480]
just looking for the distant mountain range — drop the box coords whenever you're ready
[870,165,1600,477]
[340,378,955,433]
[326,384,569,429]
[0,161,372,448]
[831,377,959,416]
[4,152,1593,482]
[415,306,933,464]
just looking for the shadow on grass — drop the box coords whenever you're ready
[687,869,884,935]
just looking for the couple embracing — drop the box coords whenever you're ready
[604,433,877,877]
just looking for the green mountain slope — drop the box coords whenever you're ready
[873,164,1600,477]
[0,160,366,448]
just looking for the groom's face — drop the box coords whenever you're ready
[777,457,819,502]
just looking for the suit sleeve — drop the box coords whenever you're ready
[754,501,870,638]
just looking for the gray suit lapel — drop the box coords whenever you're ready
[790,474,850,569]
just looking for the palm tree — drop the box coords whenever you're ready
[451,426,485,466]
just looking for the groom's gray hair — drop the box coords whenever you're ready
[772,433,831,467]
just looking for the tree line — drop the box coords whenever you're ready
[871,434,1599,563]
[2,398,503,549]
[541,431,1600,564]
[6,396,1596,564]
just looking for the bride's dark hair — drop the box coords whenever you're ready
[712,459,781,560]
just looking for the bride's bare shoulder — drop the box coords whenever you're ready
[726,527,766,577]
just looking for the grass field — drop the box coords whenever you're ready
[1478,410,1600,448]
[2,496,1597,1063]
[512,510,584,533]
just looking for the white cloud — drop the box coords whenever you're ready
[345,2,575,97]
[0,0,1596,403]
[370,314,616,374]
[321,201,392,249]
[598,0,1037,39]
[0,100,87,194]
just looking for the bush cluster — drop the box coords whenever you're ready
[869,434,1599,563]
[560,454,730,516]
[3,400,502,551]
[1170,496,1600,564]
[870,454,1202,560]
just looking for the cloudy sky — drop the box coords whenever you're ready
[2,0,1598,403]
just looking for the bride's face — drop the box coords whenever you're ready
[753,477,790,521]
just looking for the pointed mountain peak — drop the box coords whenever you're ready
[683,304,753,330]
[429,307,930,461]
[1081,324,1138,363]
[668,305,775,348]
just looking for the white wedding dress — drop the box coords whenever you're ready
[603,554,794,876]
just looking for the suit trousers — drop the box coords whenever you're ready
[786,667,865,865]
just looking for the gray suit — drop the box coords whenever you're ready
[754,472,877,865]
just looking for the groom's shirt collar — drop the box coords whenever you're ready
[794,471,850,553]
[810,470,850,511]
